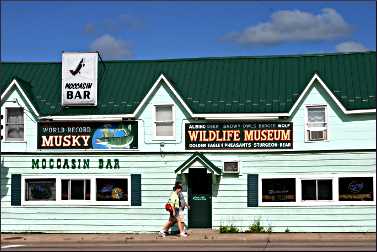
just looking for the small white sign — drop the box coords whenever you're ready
[62,52,98,106]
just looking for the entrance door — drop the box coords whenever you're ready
[188,168,212,228]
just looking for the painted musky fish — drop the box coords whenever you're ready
[95,124,134,149]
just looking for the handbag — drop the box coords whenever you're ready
[165,203,173,214]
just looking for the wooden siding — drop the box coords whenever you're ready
[1,151,375,233]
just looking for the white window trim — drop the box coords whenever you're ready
[304,105,329,142]
[152,104,176,140]
[258,173,376,207]
[21,174,131,206]
[5,107,25,142]
[223,159,240,174]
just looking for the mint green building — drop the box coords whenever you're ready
[1,51,375,233]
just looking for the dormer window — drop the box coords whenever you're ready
[305,105,328,141]
[154,105,175,139]
[5,107,24,141]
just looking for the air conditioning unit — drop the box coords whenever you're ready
[308,130,326,141]
[223,161,239,173]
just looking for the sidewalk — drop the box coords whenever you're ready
[1,230,376,244]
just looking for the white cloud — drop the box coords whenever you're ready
[335,41,369,52]
[224,8,352,45]
[89,34,133,59]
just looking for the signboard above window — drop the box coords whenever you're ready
[37,121,138,150]
[62,52,98,106]
[185,122,293,150]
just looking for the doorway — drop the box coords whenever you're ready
[188,168,212,228]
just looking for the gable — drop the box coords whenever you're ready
[1,79,39,117]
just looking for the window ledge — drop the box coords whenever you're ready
[2,140,27,143]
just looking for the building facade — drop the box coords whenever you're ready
[1,52,376,233]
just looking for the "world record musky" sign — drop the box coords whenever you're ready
[185,122,293,150]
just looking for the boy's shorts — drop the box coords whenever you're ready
[176,210,185,223]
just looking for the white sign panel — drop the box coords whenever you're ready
[62,52,98,106]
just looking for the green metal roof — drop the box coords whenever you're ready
[1,51,375,116]
[175,152,222,175]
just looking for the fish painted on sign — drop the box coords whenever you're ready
[95,124,134,149]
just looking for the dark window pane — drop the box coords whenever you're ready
[71,180,84,200]
[25,179,56,201]
[262,178,296,202]
[96,178,128,201]
[302,180,316,200]
[339,177,373,201]
[318,180,332,200]
[85,180,90,200]
[62,180,69,200]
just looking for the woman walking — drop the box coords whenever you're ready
[159,183,187,237]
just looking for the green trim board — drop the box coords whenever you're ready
[175,152,222,175]
[1,52,375,116]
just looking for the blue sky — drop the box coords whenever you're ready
[1,1,376,62]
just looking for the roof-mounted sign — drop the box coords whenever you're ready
[62,52,98,106]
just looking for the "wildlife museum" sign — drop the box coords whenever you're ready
[37,121,138,150]
[185,122,293,150]
[62,52,98,106]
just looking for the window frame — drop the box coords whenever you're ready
[5,107,25,142]
[152,104,176,140]
[61,178,91,201]
[304,105,328,142]
[21,175,131,206]
[94,176,131,205]
[338,176,375,202]
[300,178,334,202]
[258,173,376,207]
[21,176,57,205]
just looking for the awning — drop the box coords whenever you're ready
[174,152,222,175]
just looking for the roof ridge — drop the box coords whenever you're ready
[1,51,375,64]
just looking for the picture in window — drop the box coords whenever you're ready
[25,178,56,201]
[62,179,90,200]
[6,107,24,140]
[96,178,128,201]
[339,177,373,201]
[262,178,296,202]
[302,179,332,200]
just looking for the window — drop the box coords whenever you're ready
[339,177,373,201]
[6,107,24,141]
[154,105,174,138]
[96,178,129,201]
[262,178,296,202]
[302,179,332,200]
[25,178,56,201]
[223,161,239,173]
[62,179,90,200]
[305,106,327,141]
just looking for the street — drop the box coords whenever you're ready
[1,239,376,251]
